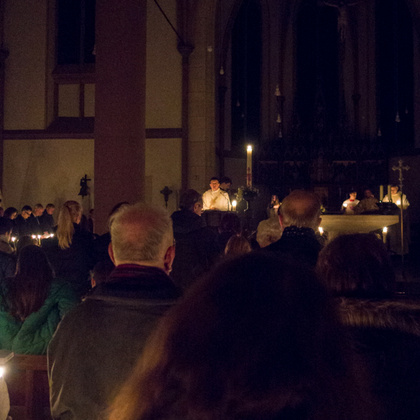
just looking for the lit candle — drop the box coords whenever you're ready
[387,185,391,201]
[232,200,237,212]
[11,237,16,243]
[382,227,388,244]
[379,185,384,201]
[318,227,324,236]
[246,145,253,188]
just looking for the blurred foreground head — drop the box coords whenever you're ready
[110,253,375,420]
[316,233,395,298]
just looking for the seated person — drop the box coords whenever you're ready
[0,245,78,354]
[202,177,231,211]
[316,233,420,420]
[341,190,360,214]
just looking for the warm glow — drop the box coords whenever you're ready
[343,203,348,207]
[247,145,252,152]
[383,227,388,233]
[0,367,4,378]
[396,200,401,206]
[11,237,16,242]
[318,227,324,235]
[31,235,36,239]
[232,200,237,211]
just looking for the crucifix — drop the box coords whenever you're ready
[322,0,361,42]
[392,159,410,272]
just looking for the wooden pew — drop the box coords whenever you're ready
[5,354,50,420]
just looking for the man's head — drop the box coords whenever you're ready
[21,205,32,219]
[33,203,44,217]
[364,189,373,199]
[349,191,357,200]
[109,203,175,274]
[391,185,399,195]
[179,189,203,216]
[46,203,55,215]
[220,176,232,192]
[209,177,220,192]
[279,190,322,231]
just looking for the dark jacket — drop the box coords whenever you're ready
[337,297,420,420]
[42,224,95,296]
[48,264,180,420]
[0,239,16,282]
[170,210,220,290]
[0,280,78,354]
[14,215,38,238]
[40,210,55,233]
[264,226,322,267]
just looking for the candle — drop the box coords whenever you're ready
[232,200,237,212]
[246,145,253,188]
[382,227,388,244]
[318,227,324,236]
[387,185,391,201]
[379,185,384,201]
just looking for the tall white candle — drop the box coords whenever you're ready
[387,185,392,202]
[379,185,384,201]
[246,145,252,188]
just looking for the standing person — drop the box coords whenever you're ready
[109,253,376,420]
[383,185,410,208]
[0,245,78,354]
[341,190,360,214]
[354,189,379,214]
[264,190,322,267]
[48,203,180,420]
[202,177,231,211]
[42,201,94,296]
[170,190,219,291]
[14,205,35,238]
[0,219,16,283]
[41,203,56,234]
[32,203,44,235]
[383,185,410,254]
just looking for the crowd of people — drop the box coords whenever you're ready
[0,188,418,419]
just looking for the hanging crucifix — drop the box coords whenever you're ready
[322,0,361,42]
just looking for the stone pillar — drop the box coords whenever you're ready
[94,0,146,234]
[0,0,8,197]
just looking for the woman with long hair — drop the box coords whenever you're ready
[0,245,78,354]
[43,200,95,296]
[109,253,377,420]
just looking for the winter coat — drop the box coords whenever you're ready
[0,280,79,354]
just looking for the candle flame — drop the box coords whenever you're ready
[318,227,324,235]
[383,227,388,233]
[247,145,252,152]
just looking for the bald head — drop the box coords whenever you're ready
[279,190,322,230]
[109,203,174,271]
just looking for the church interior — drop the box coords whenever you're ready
[1,0,420,241]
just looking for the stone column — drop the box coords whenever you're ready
[94,0,146,233]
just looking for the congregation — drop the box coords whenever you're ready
[0,188,419,419]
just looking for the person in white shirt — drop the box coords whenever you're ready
[383,185,410,209]
[202,177,231,211]
[341,190,360,214]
